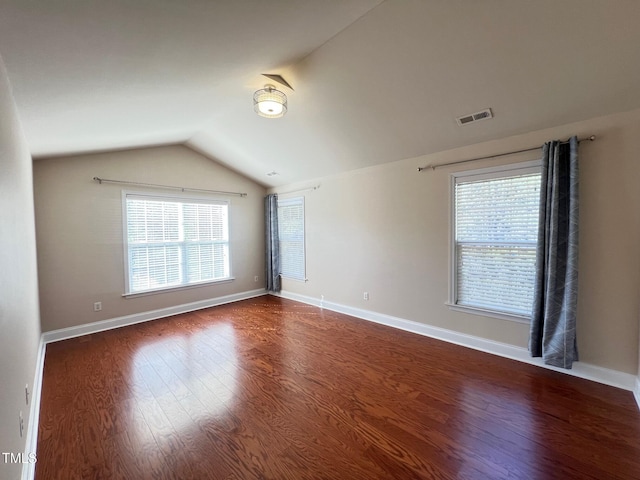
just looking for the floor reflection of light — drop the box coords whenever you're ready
[130,322,238,432]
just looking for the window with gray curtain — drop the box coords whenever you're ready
[277,196,305,281]
[450,161,542,319]
[124,193,231,294]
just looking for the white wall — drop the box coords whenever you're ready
[0,56,41,480]
[273,109,640,375]
[34,145,266,332]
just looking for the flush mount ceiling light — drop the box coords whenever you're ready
[254,84,287,118]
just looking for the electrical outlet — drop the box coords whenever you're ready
[363,292,369,300]
[25,384,29,405]
[93,302,102,312]
[254,276,259,282]
[19,411,24,438]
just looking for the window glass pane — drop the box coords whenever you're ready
[129,245,181,293]
[456,174,540,243]
[145,201,167,242]
[184,203,227,241]
[163,204,180,241]
[183,204,198,241]
[185,243,228,282]
[457,245,536,315]
[126,200,147,243]
[213,243,229,279]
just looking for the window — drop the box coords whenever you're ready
[124,193,231,294]
[450,161,541,319]
[277,196,305,281]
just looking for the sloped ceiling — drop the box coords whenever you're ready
[2,0,640,187]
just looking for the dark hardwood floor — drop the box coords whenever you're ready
[36,296,640,479]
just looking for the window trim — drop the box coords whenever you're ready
[121,190,234,296]
[277,195,307,282]
[448,160,541,321]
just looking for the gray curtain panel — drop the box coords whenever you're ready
[529,136,579,368]
[265,194,281,293]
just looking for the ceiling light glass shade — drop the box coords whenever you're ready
[253,85,287,118]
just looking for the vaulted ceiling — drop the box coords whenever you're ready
[2,0,640,187]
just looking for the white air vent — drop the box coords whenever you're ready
[456,108,493,126]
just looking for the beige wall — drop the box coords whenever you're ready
[273,108,640,375]
[0,57,41,480]
[34,145,266,332]
[29,110,640,377]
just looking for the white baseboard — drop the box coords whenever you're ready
[42,289,267,344]
[22,337,45,480]
[634,376,640,411]
[274,290,637,392]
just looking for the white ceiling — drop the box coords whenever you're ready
[2,0,640,187]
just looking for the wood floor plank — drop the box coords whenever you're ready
[36,296,640,479]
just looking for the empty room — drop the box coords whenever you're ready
[1,1,640,479]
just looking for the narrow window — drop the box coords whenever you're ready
[124,193,230,294]
[277,196,305,281]
[451,162,541,319]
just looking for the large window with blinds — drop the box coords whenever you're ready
[450,161,541,319]
[277,196,305,281]
[124,193,231,294]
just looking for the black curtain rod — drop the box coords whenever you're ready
[417,135,596,172]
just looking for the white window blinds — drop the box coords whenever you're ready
[125,194,230,294]
[453,165,541,317]
[277,197,305,281]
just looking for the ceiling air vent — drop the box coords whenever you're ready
[456,108,493,126]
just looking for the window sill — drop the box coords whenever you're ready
[446,302,530,324]
[124,277,235,298]
[280,275,308,283]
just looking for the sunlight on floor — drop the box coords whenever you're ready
[131,322,238,433]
